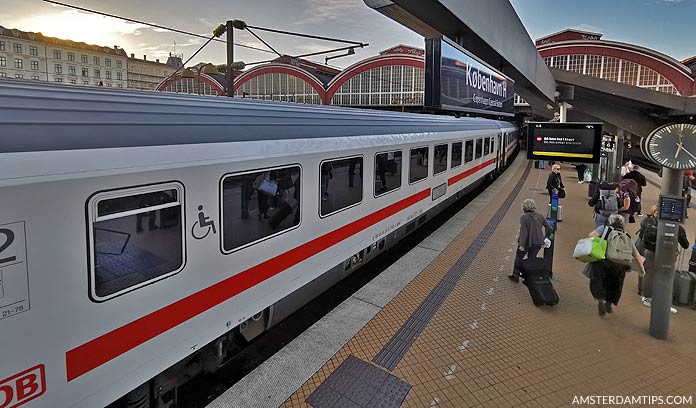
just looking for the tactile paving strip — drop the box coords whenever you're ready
[306,355,411,408]
[372,162,532,371]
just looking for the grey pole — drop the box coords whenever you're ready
[615,129,625,182]
[649,168,683,339]
[226,20,234,97]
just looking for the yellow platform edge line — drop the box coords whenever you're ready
[532,151,594,159]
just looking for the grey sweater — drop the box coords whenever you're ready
[518,211,553,249]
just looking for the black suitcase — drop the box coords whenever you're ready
[521,258,559,307]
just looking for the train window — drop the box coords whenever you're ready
[464,140,474,163]
[88,184,184,301]
[491,137,496,153]
[451,142,462,168]
[320,156,363,217]
[475,139,483,159]
[375,150,402,197]
[409,147,429,183]
[434,144,448,175]
[483,138,490,155]
[222,165,301,252]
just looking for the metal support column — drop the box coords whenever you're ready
[614,129,625,182]
[558,102,569,123]
[226,20,234,97]
[650,168,683,339]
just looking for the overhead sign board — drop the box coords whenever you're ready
[425,37,515,116]
[526,122,602,163]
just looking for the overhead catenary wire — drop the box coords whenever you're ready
[40,0,275,54]
[246,25,365,46]
[245,27,281,57]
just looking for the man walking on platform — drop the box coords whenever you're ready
[622,165,646,215]
[546,164,565,203]
[574,163,587,183]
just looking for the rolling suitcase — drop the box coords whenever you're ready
[673,271,696,306]
[521,257,559,307]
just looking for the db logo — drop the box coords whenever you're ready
[0,365,46,408]
[536,136,543,142]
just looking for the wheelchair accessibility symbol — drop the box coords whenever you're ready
[192,205,217,240]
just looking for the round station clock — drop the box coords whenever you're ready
[644,123,696,169]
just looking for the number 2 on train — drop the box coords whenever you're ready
[0,228,17,265]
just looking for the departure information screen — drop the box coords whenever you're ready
[659,196,686,222]
[526,122,602,163]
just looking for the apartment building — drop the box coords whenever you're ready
[0,25,127,88]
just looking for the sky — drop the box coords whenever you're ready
[1,0,694,69]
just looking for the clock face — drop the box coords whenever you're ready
[645,123,696,169]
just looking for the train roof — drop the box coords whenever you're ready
[0,81,516,153]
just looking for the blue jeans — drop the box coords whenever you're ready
[512,245,542,277]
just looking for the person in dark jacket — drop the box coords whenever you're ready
[509,199,553,283]
[639,205,689,311]
[588,181,619,228]
[587,214,645,316]
[545,164,565,203]
[622,165,647,215]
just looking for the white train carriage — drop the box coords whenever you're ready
[0,81,518,408]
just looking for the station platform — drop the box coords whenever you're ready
[210,156,696,408]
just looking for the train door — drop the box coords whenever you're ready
[497,132,505,171]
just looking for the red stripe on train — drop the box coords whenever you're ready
[65,187,432,381]
[447,159,496,186]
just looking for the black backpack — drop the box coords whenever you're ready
[640,216,658,251]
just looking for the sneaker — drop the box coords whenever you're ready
[671,307,678,314]
[578,180,583,184]
[605,302,612,313]
[507,275,520,283]
[642,297,652,307]
[598,301,606,316]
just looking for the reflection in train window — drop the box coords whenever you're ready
[464,140,474,163]
[452,142,462,168]
[375,150,402,196]
[222,165,301,252]
[409,147,429,183]
[475,139,483,159]
[320,157,363,216]
[484,137,490,156]
[434,144,448,175]
[89,184,184,301]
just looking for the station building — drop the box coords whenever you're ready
[157,31,695,109]
[156,45,425,109]
[535,29,694,96]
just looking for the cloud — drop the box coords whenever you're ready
[570,23,603,33]
[197,17,218,28]
[9,9,146,46]
[293,0,367,24]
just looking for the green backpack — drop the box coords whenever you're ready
[605,228,633,266]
